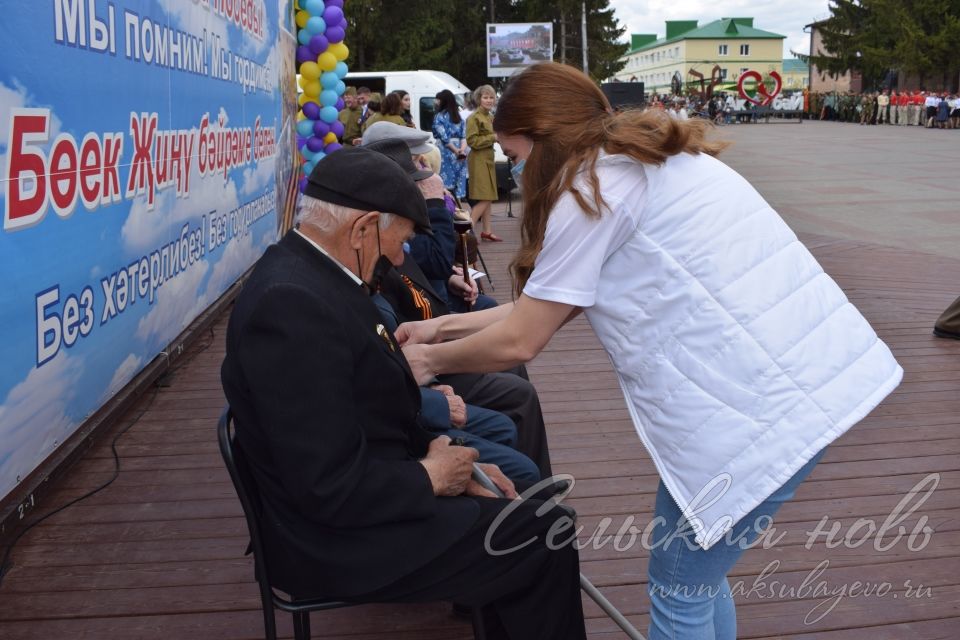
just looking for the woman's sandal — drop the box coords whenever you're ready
[480,232,503,242]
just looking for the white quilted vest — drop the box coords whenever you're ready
[581,151,902,549]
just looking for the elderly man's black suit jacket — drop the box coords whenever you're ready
[221,231,479,598]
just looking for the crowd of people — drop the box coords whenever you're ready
[812,89,960,128]
[221,62,903,640]
[642,88,960,129]
[337,84,506,242]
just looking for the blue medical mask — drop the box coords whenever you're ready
[510,159,526,194]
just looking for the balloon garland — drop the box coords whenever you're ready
[294,0,350,192]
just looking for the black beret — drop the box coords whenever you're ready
[305,147,431,234]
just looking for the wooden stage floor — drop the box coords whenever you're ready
[1,122,958,638]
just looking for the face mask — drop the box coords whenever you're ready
[368,254,394,294]
[510,158,526,194]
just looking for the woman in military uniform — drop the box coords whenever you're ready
[467,85,501,241]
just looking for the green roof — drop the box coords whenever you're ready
[627,18,785,54]
[782,58,808,73]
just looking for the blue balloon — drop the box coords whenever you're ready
[320,71,339,90]
[303,160,316,175]
[325,0,344,7]
[320,105,339,123]
[304,0,325,14]
[320,90,339,107]
[335,61,349,79]
[335,80,346,95]
[296,119,315,137]
[300,148,315,161]
[305,16,326,35]
[297,28,313,46]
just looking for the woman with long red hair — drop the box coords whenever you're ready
[398,63,901,640]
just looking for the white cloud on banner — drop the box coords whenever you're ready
[102,353,145,403]
[120,141,242,254]
[240,153,276,197]
[0,351,83,499]
[135,257,211,345]
[0,79,63,199]
[205,224,272,299]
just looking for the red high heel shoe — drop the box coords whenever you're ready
[480,232,503,242]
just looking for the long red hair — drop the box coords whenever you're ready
[494,63,727,296]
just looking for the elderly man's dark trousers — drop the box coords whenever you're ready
[440,366,553,479]
[350,497,587,640]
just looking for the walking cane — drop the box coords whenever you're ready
[472,465,646,639]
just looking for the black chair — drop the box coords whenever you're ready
[217,407,490,640]
[218,407,356,640]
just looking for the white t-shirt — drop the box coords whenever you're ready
[524,154,646,308]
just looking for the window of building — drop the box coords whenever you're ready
[718,44,728,56]
[740,67,749,75]
[720,68,728,80]
[740,44,750,56]
[675,46,680,58]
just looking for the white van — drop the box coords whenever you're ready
[344,70,513,194]
[345,70,467,132]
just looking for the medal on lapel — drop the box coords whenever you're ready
[376,323,396,352]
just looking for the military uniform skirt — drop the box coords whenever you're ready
[467,147,497,201]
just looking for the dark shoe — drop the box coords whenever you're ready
[933,327,960,340]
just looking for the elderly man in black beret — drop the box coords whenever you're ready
[220,147,586,639]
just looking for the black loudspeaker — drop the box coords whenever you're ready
[601,82,646,110]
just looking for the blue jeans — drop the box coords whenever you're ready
[436,405,541,484]
[647,447,828,640]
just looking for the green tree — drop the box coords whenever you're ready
[520,0,627,80]
[809,0,960,90]
[342,0,626,87]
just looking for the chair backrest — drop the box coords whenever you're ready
[217,407,279,614]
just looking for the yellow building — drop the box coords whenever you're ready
[614,18,785,95]
[781,58,809,89]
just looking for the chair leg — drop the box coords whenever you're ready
[470,606,488,640]
[262,601,278,640]
[292,611,311,640]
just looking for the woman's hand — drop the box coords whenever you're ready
[401,343,439,386]
[395,318,444,346]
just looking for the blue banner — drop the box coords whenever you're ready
[0,0,298,502]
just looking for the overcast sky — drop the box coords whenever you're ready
[607,0,833,58]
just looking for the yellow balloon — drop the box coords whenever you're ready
[303,80,321,98]
[298,92,312,106]
[300,61,321,80]
[328,42,349,62]
[317,52,338,71]
[295,10,310,29]
[297,111,306,121]
[323,132,338,144]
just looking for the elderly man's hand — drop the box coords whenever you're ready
[466,463,518,499]
[416,173,445,201]
[420,436,478,496]
[430,384,467,426]
[448,267,479,304]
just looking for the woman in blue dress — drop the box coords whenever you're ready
[432,90,468,199]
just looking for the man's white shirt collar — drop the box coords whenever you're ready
[294,228,364,287]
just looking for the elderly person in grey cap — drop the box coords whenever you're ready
[220,147,587,639]
[363,125,497,313]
